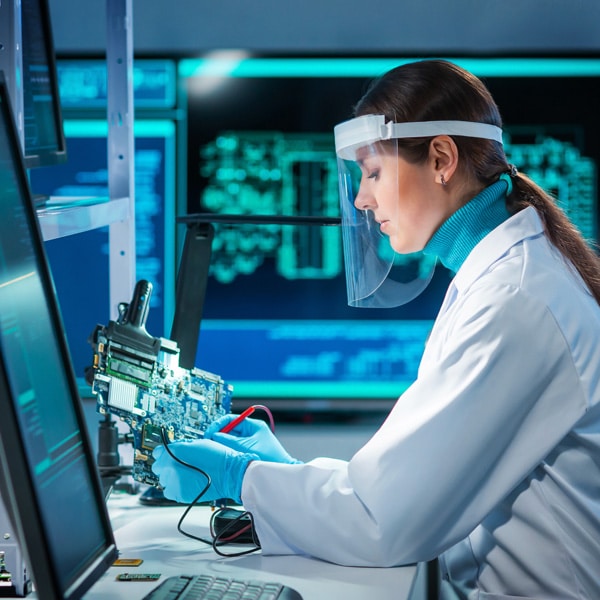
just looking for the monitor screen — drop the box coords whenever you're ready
[28,59,178,392]
[0,1,22,135]
[182,56,600,411]
[30,119,177,383]
[20,0,67,167]
[0,74,117,599]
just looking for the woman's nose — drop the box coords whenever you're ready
[354,185,375,211]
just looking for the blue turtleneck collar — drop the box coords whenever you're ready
[423,179,511,273]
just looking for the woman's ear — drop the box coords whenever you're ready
[429,135,459,186]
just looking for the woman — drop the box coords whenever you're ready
[153,60,600,599]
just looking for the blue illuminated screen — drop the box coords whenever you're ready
[31,119,176,381]
[182,57,599,406]
[32,57,600,409]
[21,0,67,167]
[0,82,115,595]
[28,59,177,389]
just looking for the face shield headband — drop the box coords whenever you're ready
[334,115,504,308]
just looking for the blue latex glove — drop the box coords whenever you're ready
[204,415,303,464]
[151,439,259,504]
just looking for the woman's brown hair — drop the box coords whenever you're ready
[354,59,600,304]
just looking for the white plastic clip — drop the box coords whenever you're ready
[380,121,394,140]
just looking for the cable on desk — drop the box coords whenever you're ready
[159,428,261,557]
[210,508,261,556]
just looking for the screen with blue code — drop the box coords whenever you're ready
[56,59,177,109]
[30,120,176,384]
[182,56,600,408]
[29,59,178,393]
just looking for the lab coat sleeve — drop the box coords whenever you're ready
[241,283,588,566]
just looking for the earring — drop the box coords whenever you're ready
[440,174,447,186]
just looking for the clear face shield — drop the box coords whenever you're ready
[336,143,436,308]
[334,115,504,308]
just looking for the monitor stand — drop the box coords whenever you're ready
[169,214,341,370]
[170,221,214,370]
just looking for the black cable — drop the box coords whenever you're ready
[158,428,261,556]
[159,428,214,545]
[210,508,261,557]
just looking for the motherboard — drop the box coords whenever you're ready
[88,280,232,487]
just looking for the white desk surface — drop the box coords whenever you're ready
[82,492,421,600]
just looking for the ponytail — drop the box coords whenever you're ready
[507,172,600,305]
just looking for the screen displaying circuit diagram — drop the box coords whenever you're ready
[185,63,600,403]
[197,128,596,286]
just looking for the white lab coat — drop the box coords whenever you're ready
[241,207,600,599]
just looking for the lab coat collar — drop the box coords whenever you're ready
[443,206,544,304]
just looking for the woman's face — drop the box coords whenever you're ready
[354,146,449,254]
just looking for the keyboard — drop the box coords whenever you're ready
[143,574,304,600]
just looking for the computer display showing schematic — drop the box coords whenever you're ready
[504,129,596,241]
[199,131,342,283]
[198,128,596,285]
[183,57,600,408]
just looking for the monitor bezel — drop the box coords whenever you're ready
[0,71,117,600]
[20,0,68,168]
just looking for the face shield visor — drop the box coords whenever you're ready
[334,115,503,308]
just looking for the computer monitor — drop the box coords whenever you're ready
[181,55,600,412]
[0,0,21,131]
[0,0,67,168]
[0,72,118,599]
[21,0,67,168]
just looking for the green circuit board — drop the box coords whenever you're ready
[88,282,232,487]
